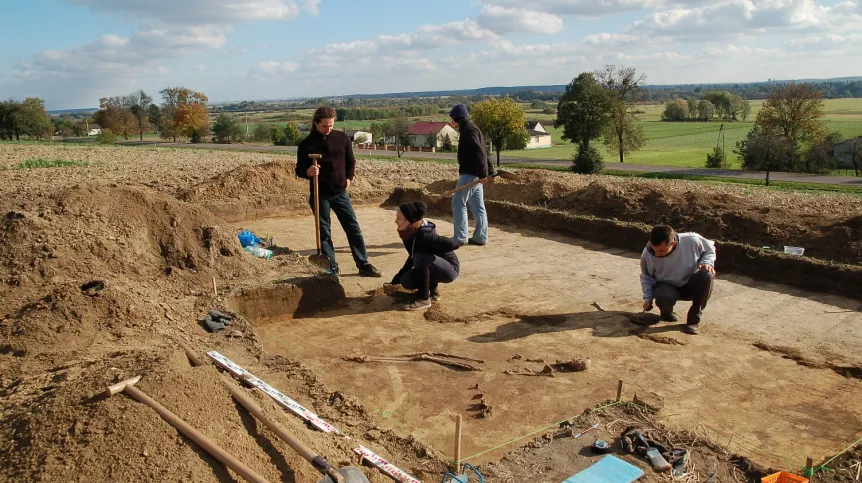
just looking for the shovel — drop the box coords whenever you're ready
[443,170,521,197]
[308,154,330,269]
[224,378,369,483]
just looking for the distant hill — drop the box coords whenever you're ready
[335,76,862,99]
[51,76,862,113]
[47,107,98,115]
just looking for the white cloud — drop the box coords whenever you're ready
[584,32,645,46]
[156,65,169,74]
[304,20,500,70]
[476,5,565,34]
[6,0,315,107]
[629,0,862,39]
[254,60,301,76]
[68,0,317,25]
[697,44,753,57]
[196,64,205,71]
[787,33,862,49]
[482,0,714,16]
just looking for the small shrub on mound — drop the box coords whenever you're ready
[571,145,604,174]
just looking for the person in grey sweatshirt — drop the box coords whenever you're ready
[640,225,716,335]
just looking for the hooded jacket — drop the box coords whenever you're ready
[391,221,460,284]
[456,119,496,179]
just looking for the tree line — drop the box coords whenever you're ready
[645,80,862,102]
[554,65,648,173]
[662,91,752,122]
[0,98,53,141]
[733,84,858,182]
[335,105,439,121]
[92,87,211,143]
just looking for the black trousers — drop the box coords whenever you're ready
[309,191,368,270]
[400,253,458,299]
[654,270,714,325]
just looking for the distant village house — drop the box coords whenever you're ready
[525,121,552,149]
[407,121,459,150]
[345,129,373,145]
[87,124,102,136]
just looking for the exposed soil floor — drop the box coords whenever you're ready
[3,143,862,482]
[241,207,862,472]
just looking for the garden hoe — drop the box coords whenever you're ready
[308,153,331,270]
[443,170,521,197]
[223,379,369,483]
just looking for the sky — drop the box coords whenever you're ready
[1,0,861,110]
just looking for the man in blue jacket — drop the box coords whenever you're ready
[640,225,716,335]
[449,103,496,246]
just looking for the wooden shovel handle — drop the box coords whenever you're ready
[310,155,322,252]
[224,380,344,483]
[123,384,270,483]
[443,175,494,196]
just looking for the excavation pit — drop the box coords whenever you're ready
[237,206,862,471]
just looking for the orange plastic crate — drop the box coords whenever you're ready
[761,472,809,483]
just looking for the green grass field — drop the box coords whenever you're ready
[201,98,862,170]
[504,98,862,169]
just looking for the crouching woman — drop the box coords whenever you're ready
[390,201,460,310]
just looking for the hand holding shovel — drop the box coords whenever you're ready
[307,154,330,269]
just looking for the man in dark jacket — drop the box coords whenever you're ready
[296,106,382,281]
[390,201,460,311]
[449,103,496,246]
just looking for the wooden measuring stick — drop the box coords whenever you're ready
[454,414,462,474]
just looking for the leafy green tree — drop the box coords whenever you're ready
[127,90,153,141]
[97,128,118,145]
[385,115,411,158]
[273,122,302,146]
[147,104,163,134]
[801,132,841,174]
[369,121,387,145]
[0,100,23,140]
[471,97,529,167]
[212,114,243,143]
[251,124,272,142]
[18,98,53,140]
[757,83,827,146]
[705,146,724,169]
[554,72,613,153]
[741,98,752,121]
[662,99,688,121]
[735,125,795,185]
[572,145,604,174]
[595,65,646,163]
[697,100,716,121]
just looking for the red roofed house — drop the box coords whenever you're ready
[407,121,459,150]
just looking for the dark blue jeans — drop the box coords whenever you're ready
[310,191,369,270]
[400,253,458,299]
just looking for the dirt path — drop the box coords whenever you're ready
[240,207,862,471]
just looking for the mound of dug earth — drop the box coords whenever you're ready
[2,183,243,289]
[1,179,448,482]
[550,182,860,264]
[426,170,862,265]
[181,159,459,221]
